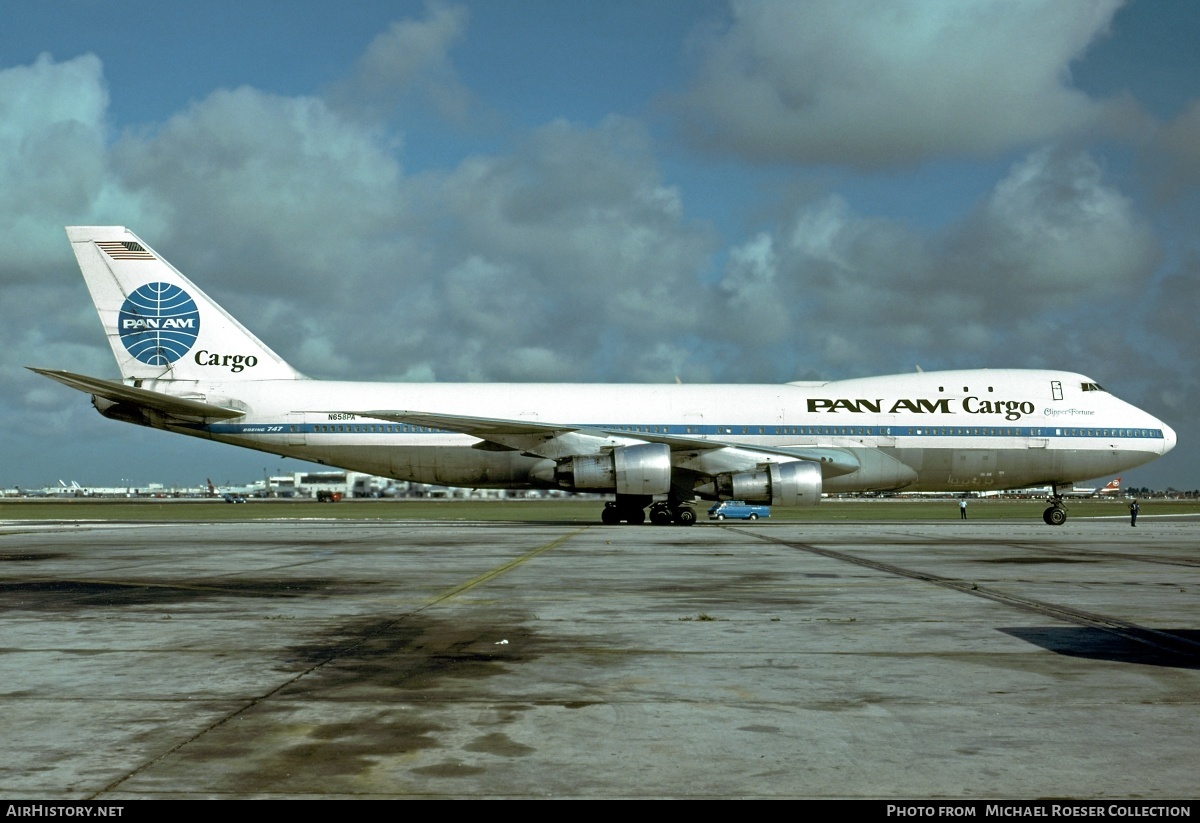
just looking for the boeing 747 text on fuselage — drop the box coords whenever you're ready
[31,227,1176,526]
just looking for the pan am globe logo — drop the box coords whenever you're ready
[118,282,201,365]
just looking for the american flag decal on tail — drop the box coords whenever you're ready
[96,241,155,260]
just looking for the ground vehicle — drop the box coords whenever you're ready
[708,500,770,520]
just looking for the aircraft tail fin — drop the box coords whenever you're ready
[65,227,303,382]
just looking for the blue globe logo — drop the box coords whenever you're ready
[118,283,201,365]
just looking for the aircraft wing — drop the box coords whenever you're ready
[29,368,246,420]
[359,409,594,438]
[354,409,861,476]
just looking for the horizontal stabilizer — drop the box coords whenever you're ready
[28,368,245,420]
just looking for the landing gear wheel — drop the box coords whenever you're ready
[601,503,621,525]
[1043,506,1067,526]
[625,507,646,525]
[649,504,673,526]
[673,507,697,526]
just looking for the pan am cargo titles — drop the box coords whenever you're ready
[808,397,1036,421]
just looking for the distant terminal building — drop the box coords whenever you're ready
[288,472,569,499]
[14,474,579,500]
[289,475,571,499]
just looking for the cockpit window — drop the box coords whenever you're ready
[1081,382,1105,392]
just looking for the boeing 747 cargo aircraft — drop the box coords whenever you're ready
[31,227,1176,526]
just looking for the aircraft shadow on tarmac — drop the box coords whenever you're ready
[1001,627,1200,669]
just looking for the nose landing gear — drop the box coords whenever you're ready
[1043,486,1068,525]
[1042,505,1067,525]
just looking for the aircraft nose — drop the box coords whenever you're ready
[1160,421,1177,455]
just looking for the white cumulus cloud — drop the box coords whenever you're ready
[710,147,1158,379]
[677,0,1124,167]
[0,53,149,274]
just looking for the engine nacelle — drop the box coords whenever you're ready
[556,443,673,496]
[716,461,822,506]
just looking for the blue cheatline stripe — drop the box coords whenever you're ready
[201,422,1164,440]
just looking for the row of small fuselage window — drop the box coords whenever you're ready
[304,423,1161,439]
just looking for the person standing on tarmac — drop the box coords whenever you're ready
[960,497,967,520]
[1129,499,1140,527]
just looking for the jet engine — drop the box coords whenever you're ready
[546,442,673,496]
[715,461,821,506]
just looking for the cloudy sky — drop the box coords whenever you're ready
[2,0,1197,491]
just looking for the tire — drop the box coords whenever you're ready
[1047,507,1067,526]
[748,513,758,520]
[674,508,696,526]
[601,506,620,525]
[626,508,646,525]
[716,513,725,521]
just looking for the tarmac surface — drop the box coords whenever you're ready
[1,514,1198,799]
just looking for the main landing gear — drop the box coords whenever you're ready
[1042,485,1068,526]
[601,496,696,526]
[658,501,697,526]
[601,500,644,525]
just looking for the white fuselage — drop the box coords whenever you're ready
[140,368,1174,494]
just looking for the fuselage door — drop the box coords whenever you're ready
[876,415,897,448]
[286,413,307,446]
